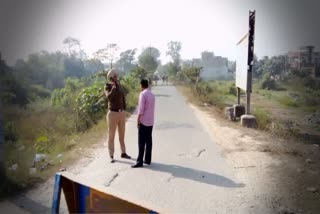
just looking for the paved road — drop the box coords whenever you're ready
[74,85,245,213]
[3,85,247,213]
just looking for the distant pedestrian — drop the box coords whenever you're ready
[132,79,156,168]
[105,68,131,163]
[154,75,159,86]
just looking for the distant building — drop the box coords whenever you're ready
[200,51,229,80]
[288,46,320,78]
[181,51,231,80]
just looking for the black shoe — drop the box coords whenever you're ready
[131,163,143,168]
[121,153,131,159]
[110,156,115,163]
[144,161,151,165]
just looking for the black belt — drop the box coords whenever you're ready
[110,108,125,112]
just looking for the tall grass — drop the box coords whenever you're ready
[252,107,271,130]
[2,78,140,198]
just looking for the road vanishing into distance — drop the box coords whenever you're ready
[2,85,253,213]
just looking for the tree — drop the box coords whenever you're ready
[115,49,137,74]
[138,47,160,74]
[270,55,286,79]
[94,43,119,69]
[130,65,148,79]
[166,41,181,64]
[63,37,81,56]
[259,55,285,80]
[166,41,182,76]
[84,59,104,74]
[0,57,29,105]
[64,56,87,78]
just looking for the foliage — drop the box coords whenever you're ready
[75,83,107,131]
[138,47,160,73]
[63,37,81,56]
[115,49,137,74]
[195,81,212,97]
[130,65,148,80]
[302,76,320,90]
[278,96,299,107]
[64,56,88,78]
[84,59,104,74]
[10,50,94,93]
[260,73,277,90]
[51,78,84,107]
[252,107,271,130]
[94,43,119,68]
[0,59,29,106]
[253,55,286,79]
[120,75,140,112]
[178,66,202,84]
[160,62,178,78]
[29,84,52,99]
[166,41,181,65]
[4,122,18,142]
[34,135,49,153]
[292,68,312,78]
[228,83,237,96]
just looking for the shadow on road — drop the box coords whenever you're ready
[149,163,245,188]
[116,160,244,188]
[10,195,51,213]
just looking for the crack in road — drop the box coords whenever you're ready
[195,149,206,158]
[105,173,119,187]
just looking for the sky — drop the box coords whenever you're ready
[0,0,320,65]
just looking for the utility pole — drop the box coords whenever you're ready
[246,10,256,115]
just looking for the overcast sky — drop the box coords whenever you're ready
[0,0,320,65]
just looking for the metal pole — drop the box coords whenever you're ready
[246,10,256,115]
[237,87,240,105]
[0,105,5,185]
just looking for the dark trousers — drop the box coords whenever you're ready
[137,124,153,165]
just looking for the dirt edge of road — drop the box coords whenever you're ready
[190,103,320,214]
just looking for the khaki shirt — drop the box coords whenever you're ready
[105,84,126,110]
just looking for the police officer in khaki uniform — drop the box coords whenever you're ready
[105,68,131,163]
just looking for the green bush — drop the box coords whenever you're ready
[292,68,312,78]
[278,96,299,107]
[303,77,320,90]
[51,78,85,107]
[252,107,271,130]
[121,75,140,112]
[4,122,18,142]
[261,73,277,90]
[29,84,51,98]
[195,81,212,97]
[229,84,237,96]
[75,83,106,131]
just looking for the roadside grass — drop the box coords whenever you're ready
[251,107,271,130]
[2,87,139,199]
[178,78,320,139]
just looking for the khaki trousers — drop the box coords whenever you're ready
[107,111,126,157]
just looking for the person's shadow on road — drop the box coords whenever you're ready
[116,160,245,188]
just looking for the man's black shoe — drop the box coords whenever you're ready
[131,163,143,168]
[144,161,151,165]
[110,156,115,163]
[121,153,131,159]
